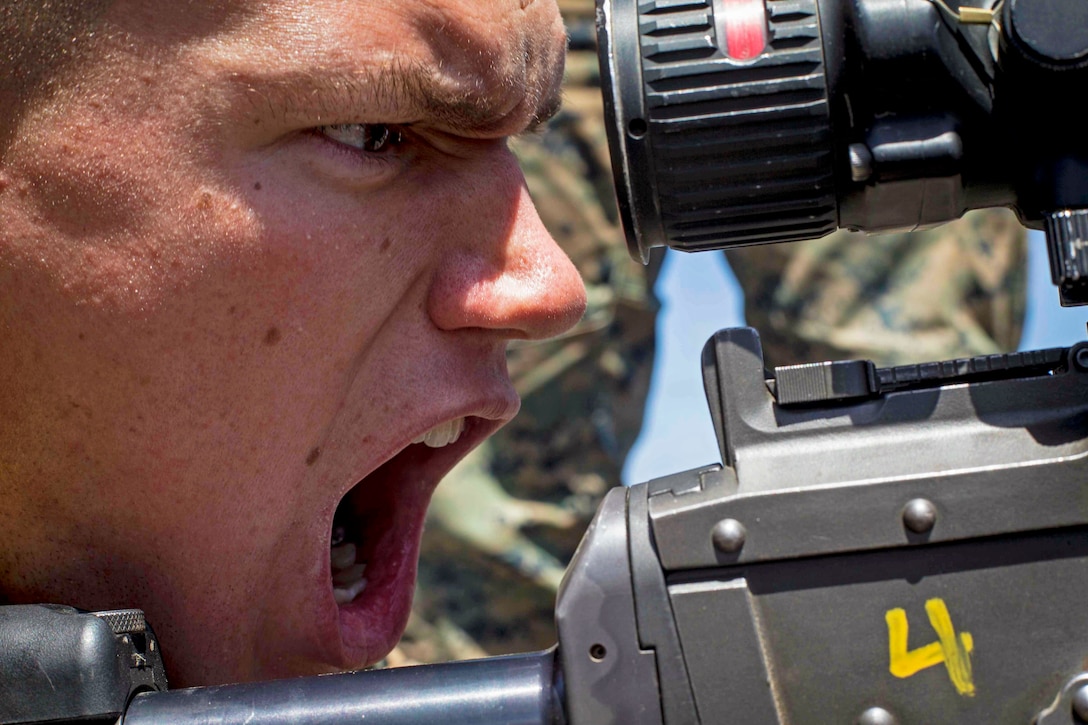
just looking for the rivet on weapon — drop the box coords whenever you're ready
[849,143,873,182]
[1074,346,1088,371]
[902,498,937,534]
[711,518,747,553]
[856,706,898,725]
[1072,682,1088,721]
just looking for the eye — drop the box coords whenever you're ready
[319,124,404,153]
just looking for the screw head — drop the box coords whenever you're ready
[902,498,938,534]
[711,518,747,553]
[849,143,874,182]
[1074,346,1088,372]
[856,706,898,725]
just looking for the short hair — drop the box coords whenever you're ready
[0,1,111,153]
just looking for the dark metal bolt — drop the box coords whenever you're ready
[902,498,938,534]
[711,518,747,553]
[1074,346,1088,372]
[1072,683,1088,721]
[849,143,873,182]
[856,706,898,725]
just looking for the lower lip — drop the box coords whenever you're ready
[332,490,428,669]
[335,559,418,668]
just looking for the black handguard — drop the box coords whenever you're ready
[0,603,563,724]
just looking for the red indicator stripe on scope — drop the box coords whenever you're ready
[718,0,768,60]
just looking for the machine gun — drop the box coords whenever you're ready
[3,0,1087,721]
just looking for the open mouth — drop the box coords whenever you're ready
[325,414,496,667]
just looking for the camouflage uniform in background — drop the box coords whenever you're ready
[726,210,1027,368]
[389,1,1029,665]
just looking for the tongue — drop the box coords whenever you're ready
[330,542,357,570]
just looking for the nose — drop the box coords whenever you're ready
[426,151,587,341]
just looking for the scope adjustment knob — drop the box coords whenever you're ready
[1006,0,1088,68]
[1045,209,1088,306]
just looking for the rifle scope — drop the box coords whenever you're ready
[597,0,1088,305]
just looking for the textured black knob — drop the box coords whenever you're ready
[598,0,837,261]
[1006,0,1088,68]
[1045,209,1088,306]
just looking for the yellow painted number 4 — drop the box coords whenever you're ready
[885,598,976,696]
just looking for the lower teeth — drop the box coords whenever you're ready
[331,537,368,604]
[332,562,367,586]
[334,577,368,604]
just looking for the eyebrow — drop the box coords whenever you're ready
[238,56,565,137]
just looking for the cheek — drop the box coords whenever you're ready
[5,126,272,319]
[238,172,438,329]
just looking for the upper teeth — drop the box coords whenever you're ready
[411,417,465,448]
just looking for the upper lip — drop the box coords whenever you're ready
[350,393,519,497]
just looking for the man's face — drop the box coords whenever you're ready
[0,0,584,686]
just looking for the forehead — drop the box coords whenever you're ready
[101,0,567,136]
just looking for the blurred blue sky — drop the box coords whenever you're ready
[623,230,1088,485]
